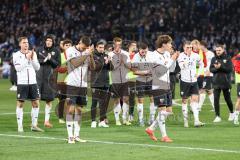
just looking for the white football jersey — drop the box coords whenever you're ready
[150,50,174,90]
[65,46,90,87]
[13,51,40,85]
[178,52,203,83]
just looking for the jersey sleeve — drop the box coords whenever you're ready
[66,47,76,61]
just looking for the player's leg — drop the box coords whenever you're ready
[31,100,44,132]
[234,84,240,125]
[206,89,215,111]
[198,77,206,111]
[73,88,87,142]
[16,85,27,132]
[122,95,131,125]
[42,77,55,128]
[158,106,172,142]
[121,82,131,125]
[182,98,189,128]
[73,105,86,143]
[58,95,66,124]
[111,84,122,125]
[16,100,24,132]
[190,94,204,127]
[146,92,172,142]
[44,100,53,128]
[149,96,156,125]
[206,77,215,111]
[65,85,77,143]
[113,98,122,125]
[91,88,98,128]
[57,83,66,124]
[222,88,234,121]
[213,88,222,122]
[28,84,43,131]
[98,88,110,128]
[66,100,75,144]
[190,82,204,127]
[137,97,144,126]
[136,81,145,126]
[128,81,136,122]
[180,81,190,127]
[166,92,173,116]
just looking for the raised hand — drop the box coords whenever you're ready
[171,51,180,60]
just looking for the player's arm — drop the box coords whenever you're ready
[122,54,132,70]
[87,45,96,70]
[165,51,179,69]
[69,55,88,68]
[109,55,121,71]
[30,50,40,71]
[178,57,186,70]
[210,58,218,73]
[91,55,102,71]
[89,54,96,70]
[13,53,29,72]
[47,49,61,69]
[218,56,233,73]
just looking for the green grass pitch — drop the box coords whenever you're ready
[0,79,240,160]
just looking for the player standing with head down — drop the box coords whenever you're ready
[14,37,43,132]
[65,36,95,143]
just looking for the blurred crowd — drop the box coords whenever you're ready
[0,0,240,69]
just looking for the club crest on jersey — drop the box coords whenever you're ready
[223,59,227,63]
[51,51,55,56]
[159,99,164,103]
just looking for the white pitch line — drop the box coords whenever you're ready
[0,133,239,154]
[0,111,54,115]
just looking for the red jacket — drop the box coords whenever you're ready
[232,53,240,73]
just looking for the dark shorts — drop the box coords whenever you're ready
[136,80,152,98]
[56,82,67,99]
[110,83,129,98]
[203,76,213,90]
[197,76,204,89]
[17,84,40,101]
[180,80,199,98]
[153,90,172,107]
[66,85,87,106]
[237,83,240,97]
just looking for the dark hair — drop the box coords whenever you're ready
[200,40,208,48]
[155,35,172,48]
[215,44,225,49]
[128,40,137,48]
[96,39,106,47]
[79,36,91,47]
[18,36,28,43]
[63,39,72,46]
[138,42,148,50]
[113,37,122,43]
[183,40,191,47]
